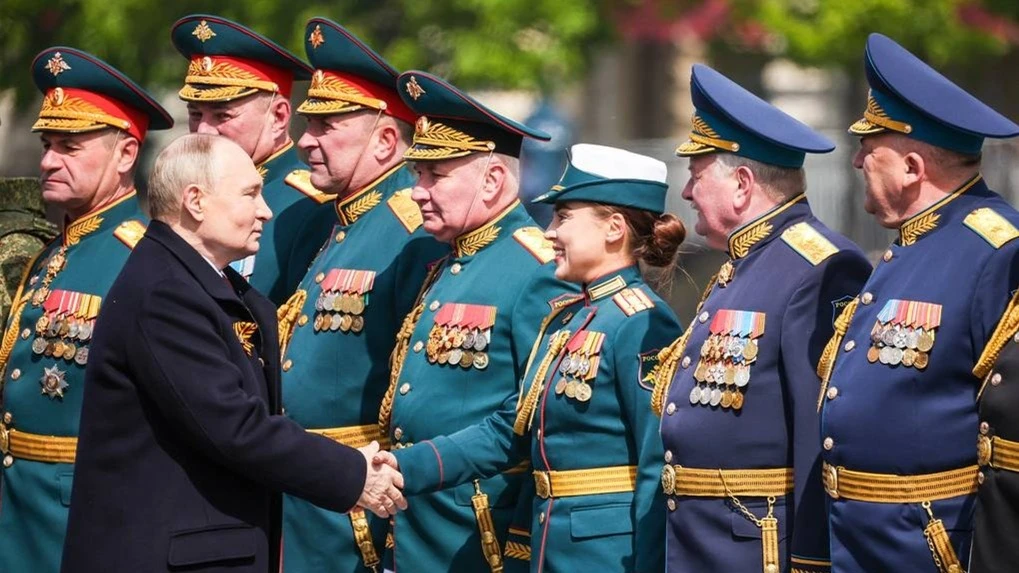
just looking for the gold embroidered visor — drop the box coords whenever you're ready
[404,116,497,161]
[849,90,913,136]
[676,114,740,156]
[178,55,292,102]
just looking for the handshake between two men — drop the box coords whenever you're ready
[357,441,407,518]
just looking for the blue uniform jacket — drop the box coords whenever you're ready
[820,176,1019,573]
[657,194,870,573]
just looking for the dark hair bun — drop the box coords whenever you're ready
[638,213,686,267]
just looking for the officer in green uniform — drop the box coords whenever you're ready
[0,46,172,572]
[377,71,573,573]
[171,14,336,304]
[0,177,58,326]
[386,143,686,572]
[277,18,447,573]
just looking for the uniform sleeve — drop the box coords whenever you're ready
[970,243,1019,358]
[129,278,366,513]
[781,250,870,572]
[392,265,573,495]
[613,305,682,573]
[502,479,536,571]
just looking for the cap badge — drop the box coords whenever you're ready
[45,52,71,76]
[309,24,325,49]
[405,75,425,101]
[192,20,217,43]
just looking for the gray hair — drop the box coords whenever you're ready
[146,134,225,221]
[714,153,807,201]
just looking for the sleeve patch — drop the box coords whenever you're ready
[284,169,337,204]
[638,349,661,391]
[964,207,1019,248]
[612,288,655,316]
[781,222,839,266]
[504,541,531,561]
[113,220,147,249]
[513,227,555,263]
[387,188,423,233]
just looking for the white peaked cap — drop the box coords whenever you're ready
[569,143,668,183]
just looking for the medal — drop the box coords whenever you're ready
[565,380,577,399]
[720,389,733,409]
[902,348,917,367]
[914,351,929,370]
[734,366,750,388]
[330,314,342,332]
[917,329,935,352]
[709,387,722,407]
[689,384,702,404]
[459,350,474,368]
[866,346,880,363]
[888,347,903,366]
[575,382,592,402]
[31,338,47,355]
[63,343,76,361]
[731,390,745,410]
[448,348,463,366]
[742,340,759,362]
[350,315,364,333]
[472,352,489,370]
[40,364,68,399]
[555,378,568,395]
[337,314,352,333]
[698,387,712,406]
[716,260,734,287]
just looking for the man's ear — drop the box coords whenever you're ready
[732,165,756,211]
[115,136,140,176]
[902,151,926,188]
[181,184,206,222]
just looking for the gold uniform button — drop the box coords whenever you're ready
[283,359,293,372]
[429,300,440,312]
[666,403,677,416]
[2,455,12,468]
[844,340,855,352]
[394,427,404,440]
[413,341,424,353]
[861,292,874,305]
[20,328,30,340]
[664,450,673,463]
[827,387,839,400]
[681,356,691,369]
[823,437,834,450]
[991,373,1003,386]
[882,250,894,262]
[980,421,990,435]
[10,369,20,381]
[698,311,709,324]
[978,471,985,485]
[315,272,325,284]
[335,231,347,243]
[298,315,309,327]
[450,263,462,275]
[399,383,411,395]
[667,499,676,511]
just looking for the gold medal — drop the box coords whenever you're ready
[914,351,929,370]
[720,389,733,409]
[564,380,578,399]
[866,346,880,363]
[917,329,935,352]
[459,350,474,368]
[575,382,592,402]
[554,378,567,395]
[716,260,734,287]
[731,390,745,410]
[350,315,364,333]
[45,340,57,357]
[339,314,353,333]
[350,296,365,315]
[723,366,736,387]
[438,350,450,365]
[742,339,759,362]
[62,343,76,361]
[32,286,50,307]
[902,348,917,367]
[35,315,50,336]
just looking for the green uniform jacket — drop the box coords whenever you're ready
[234,142,336,305]
[394,265,680,572]
[381,201,573,573]
[0,193,146,573]
[280,163,447,573]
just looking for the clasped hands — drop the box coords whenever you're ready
[356,440,405,518]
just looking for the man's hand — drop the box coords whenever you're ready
[357,441,407,518]
[373,449,399,469]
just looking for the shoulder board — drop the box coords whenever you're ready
[513,227,555,263]
[113,220,147,249]
[386,188,423,233]
[284,170,336,205]
[964,208,1019,249]
[781,222,839,266]
[612,287,655,316]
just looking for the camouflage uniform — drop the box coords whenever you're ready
[0,178,57,326]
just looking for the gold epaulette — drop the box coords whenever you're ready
[817,297,859,412]
[113,220,147,249]
[285,169,337,204]
[612,287,655,316]
[513,227,554,263]
[964,207,1019,249]
[386,188,423,233]
[975,289,1019,396]
[781,222,839,266]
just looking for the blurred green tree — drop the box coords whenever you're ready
[0,0,612,107]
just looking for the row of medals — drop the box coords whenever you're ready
[689,334,760,410]
[30,313,91,365]
[313,292,366,334]
[425,326,491,370]
[553,350,596,402]
[867,322,934,369]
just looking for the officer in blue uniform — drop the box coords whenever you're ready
[377,71,573,573]
[819,33,1019,573]
[0,47,172,572]
[277,18,447,573]
[388,143,686,572]
[171,14,336,304]
[654,64,871,573]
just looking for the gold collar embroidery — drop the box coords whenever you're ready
[63,191,136,247]
[255,140,294,180]
[453,201,519,258]
[898,174,981,246]
[726,194,806,259]
[335,163,405,226]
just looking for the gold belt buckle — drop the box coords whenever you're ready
[823,464,840,500]
[660,464,676,495]
[533,471,552,499]
[0,421,9,456]
[977,435,993,467]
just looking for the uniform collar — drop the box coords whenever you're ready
[583,265,641,302]
[256,140,298,182]
[726,193,808,260]
[897,174,983,246]
[452,200,527,258]
[334,162,411,226]
[63,191,138,247]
